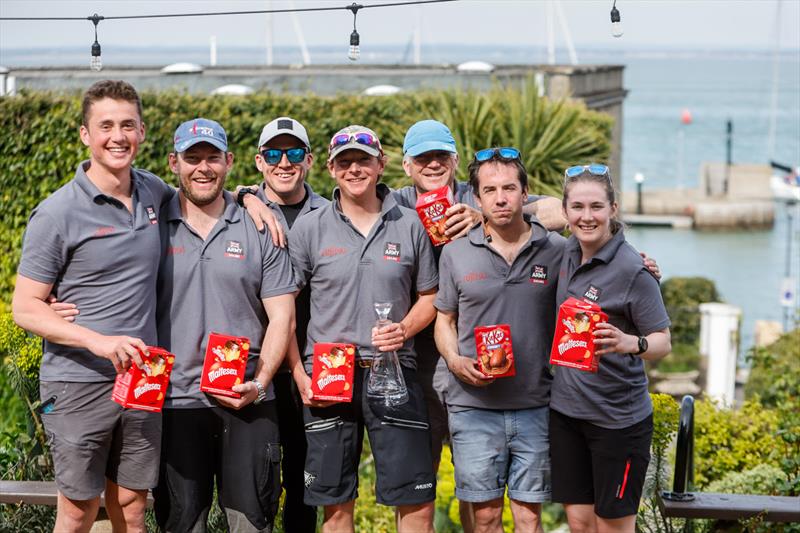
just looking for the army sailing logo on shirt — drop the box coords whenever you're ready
[530,264,548,285]
[145,205,158,225]
[584,284,602,302]
[383,242,401,262]
[224,240,245,260]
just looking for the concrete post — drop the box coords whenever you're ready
[699,303,741,406]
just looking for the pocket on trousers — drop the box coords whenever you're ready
[304,417,345,488]
[257,442,282,521]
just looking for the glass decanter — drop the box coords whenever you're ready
[366,302,409,407]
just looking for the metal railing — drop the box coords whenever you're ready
[662,395,696,502]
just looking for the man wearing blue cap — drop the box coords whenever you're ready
[153,118,298,532]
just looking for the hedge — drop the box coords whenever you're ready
[0,84,612,308]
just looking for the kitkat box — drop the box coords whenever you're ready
[112,347,174,412]
[474,324,516,378]
[549,297,608,372]
[415,184,455,246]
[200,333,250,398]
[311,343,356,402]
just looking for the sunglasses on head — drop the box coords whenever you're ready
[260,147,308,165]
[564,164,610,179]
[474,147,521,162]
[329,132,380,151]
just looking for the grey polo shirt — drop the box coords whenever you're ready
[288,183,439,369]
[550,231,671,429]
[18,161,173,382]
[255,181,329,359]
[434,220,565,411]
[156,191,298,408]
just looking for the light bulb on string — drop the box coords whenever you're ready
[610,1,623,38]
[347,3,362,61]
[88,13,104,71]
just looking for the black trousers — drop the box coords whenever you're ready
[274,372,317,533]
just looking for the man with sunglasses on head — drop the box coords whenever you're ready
[287,125,439,533]
[392,120,567,531]
[434,146,565,533]
[239,116,327,533]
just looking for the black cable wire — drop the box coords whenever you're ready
[0,0,456,21]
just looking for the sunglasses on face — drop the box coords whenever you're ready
[329,132,380,151]
[474,147,521,162]
[564,164,610,179]
[260,147,308,165]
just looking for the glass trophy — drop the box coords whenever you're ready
[366,302,409,407]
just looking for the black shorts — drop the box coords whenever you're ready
[302,366,436,507]
[153,402,281,531]
[549,409,652,519]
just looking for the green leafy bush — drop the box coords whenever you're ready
[693,399,784,489]
[0,85,612,309]
[659,277,721,347]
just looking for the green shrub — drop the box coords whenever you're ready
[705,464,788,495]
[693,399,784,488]
[660,277,721,347]
[0,85,612,309]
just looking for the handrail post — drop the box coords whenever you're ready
[662,395,696,502]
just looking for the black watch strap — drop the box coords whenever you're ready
[635,336,648,355]
[237,187,257,207]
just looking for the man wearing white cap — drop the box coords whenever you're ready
[239,116,327,533]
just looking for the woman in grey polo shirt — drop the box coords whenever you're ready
[549,164,671,533]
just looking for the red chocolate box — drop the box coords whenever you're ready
[311,343,356,402]
[549,297,608,373]
[474,324,516,378]
[112,346,175,412]
[200,332,250,398]
[415,184,455,246]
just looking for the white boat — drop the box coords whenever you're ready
[770,162,800,202]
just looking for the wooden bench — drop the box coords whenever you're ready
[659,491,800,522]
[0,480,154,508]
[658,396,800,524]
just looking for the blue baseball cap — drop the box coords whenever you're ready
[173,118,228,153]
[403,119,457,157]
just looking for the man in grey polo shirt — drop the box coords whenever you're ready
[153,118,297,532]
[240,116,327,533]
[289,125,439,533]
[13,80,173,532]
[434,148,566,533]
[393,120,568,471]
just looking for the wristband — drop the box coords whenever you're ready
[237,187,257,207]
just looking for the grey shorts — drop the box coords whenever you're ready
[40,381,161,500]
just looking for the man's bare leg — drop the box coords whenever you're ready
[322,500,355,533]
[104,480,148,533]
[397,501,435,533]
[509,499,543,533]
[54,492,100,533]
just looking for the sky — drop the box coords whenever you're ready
[1,0,799,61]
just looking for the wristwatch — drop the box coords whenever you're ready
[635,336,648,355]
[237,187,258,207]
[251,379,267,404]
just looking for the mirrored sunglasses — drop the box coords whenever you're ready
[329,132,380,151]
[474,147,521,162]
[260,147,308,165]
